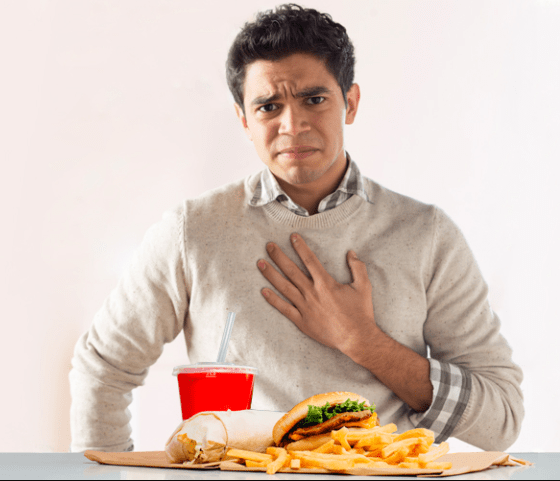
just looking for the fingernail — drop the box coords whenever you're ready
[266,242,275,253]
[262,289,270,298]
[258,260,266,271]
[291,233,298,243]
[351,250,358,259]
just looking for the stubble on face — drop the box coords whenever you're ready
[280,161,331,185]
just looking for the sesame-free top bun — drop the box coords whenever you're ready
[272,392,371,445]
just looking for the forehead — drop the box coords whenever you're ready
[244,53,338,99]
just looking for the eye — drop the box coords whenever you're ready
[258,103,278,113]
[307,96,325,105]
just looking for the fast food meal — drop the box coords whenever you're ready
[225,391,452,475]
[165,410,284,464]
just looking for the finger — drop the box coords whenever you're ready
[347,250,371,291]
[261,288,302,324]
[265,242,313,290]
[258,259,306,306]
[289,233,330,282]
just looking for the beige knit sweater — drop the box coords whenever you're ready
[69,171,524,452]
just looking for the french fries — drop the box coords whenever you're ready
[226,422,453,475]
[265,447,289,475]
[226,449,273,463]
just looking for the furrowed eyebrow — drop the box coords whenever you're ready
[251,86,333,106]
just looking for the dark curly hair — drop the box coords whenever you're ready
[226,3,356,116]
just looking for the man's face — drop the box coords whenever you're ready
[235,53,360,187]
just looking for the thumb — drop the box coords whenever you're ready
[347,250,370,289]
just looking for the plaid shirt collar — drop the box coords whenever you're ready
[249,152,372,216]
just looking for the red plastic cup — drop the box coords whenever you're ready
[172,363,258,421]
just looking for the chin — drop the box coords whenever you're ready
[275,159,331,185]
[280,167,326,185]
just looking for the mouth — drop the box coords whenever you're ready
[278,147,319,160]
[280,150,317,160]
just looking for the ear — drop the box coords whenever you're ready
[234,102,253,142]
[345,83,360,125]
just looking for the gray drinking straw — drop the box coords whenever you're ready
[216,311,236,363]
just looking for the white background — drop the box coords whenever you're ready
[1,0,559,453]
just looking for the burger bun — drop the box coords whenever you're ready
[273,391,371,446]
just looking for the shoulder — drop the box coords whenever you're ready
[183,172,261,214]
[153,172,261,223]
[144,172,259,238]
[361,177,469,250]
[362,176,438,229]
[162,172,265,242]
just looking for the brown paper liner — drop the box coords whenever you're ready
[84,450,220,469]
[84,450,532,476]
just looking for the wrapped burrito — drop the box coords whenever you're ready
[165,410,286,464]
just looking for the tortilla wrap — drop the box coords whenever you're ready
[165,410,286,464]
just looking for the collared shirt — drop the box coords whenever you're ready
[249,151,472,442]
[249,152,372,216]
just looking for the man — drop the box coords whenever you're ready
[70,4,523,453]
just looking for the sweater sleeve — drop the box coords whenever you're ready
[69,204,189,452]
[419,207,524,451]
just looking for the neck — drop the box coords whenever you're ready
[276,152,348,215]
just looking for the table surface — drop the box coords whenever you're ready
[0,452,553,480]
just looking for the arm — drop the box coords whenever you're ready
[69,204,189,452]
[343,326,433,413]
[414,207,524,451]
[258,218,523,451]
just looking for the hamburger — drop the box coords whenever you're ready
[273,391,379,448]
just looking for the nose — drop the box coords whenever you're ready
[277,103,311,136]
